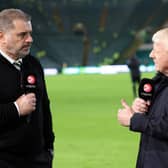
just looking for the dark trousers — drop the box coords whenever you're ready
[0,151,52,168]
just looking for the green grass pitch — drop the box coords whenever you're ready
[46,72,154,168]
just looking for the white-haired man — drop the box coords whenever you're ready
[118,28,168,168]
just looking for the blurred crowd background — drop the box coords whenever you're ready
[2,0,168,72]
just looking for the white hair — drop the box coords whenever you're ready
[152,28,168,49]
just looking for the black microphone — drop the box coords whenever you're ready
[22,73,37,123]
[138,78,154,101]
[23,74,37,94]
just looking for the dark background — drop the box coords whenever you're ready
[1,0,168,69]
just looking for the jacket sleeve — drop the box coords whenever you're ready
[0,102,19,126]
[43,88,55,150]
[130,105,168,140]
[40,67,55,150]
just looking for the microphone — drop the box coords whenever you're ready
[24,74,37,94]
[22,73,37,123]
[138,78,154,101]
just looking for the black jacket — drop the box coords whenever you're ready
[130,72,168,168]
[0,54,54,158]
[127,57,140,79]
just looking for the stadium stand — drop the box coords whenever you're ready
[1,0,168,68]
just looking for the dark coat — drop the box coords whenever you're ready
[0,54,54,159]
[130,72,168,168]
[127,56,141,82]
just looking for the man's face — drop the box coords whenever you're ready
[2,19,33,59]
[149,42,168,74]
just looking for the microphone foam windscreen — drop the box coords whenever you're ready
[138,78,154,101]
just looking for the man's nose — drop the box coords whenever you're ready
[149,50,154,58]
[26,33,33,43]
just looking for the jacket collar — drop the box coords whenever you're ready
[0,49,22,64]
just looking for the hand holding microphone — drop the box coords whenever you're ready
[118,78,154,127]
[16,73,37,121]
[15,93,36,116]
[132,97,150,113]
[132,78,154,113]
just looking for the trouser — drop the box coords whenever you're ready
[0,150,52,168]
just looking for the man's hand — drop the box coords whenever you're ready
[15,93,36,116]
[132,97,150,113]
[117,99,133,127]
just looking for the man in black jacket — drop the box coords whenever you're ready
[127,55,141,97]
[118,28,168,168]
[0,8,54,168]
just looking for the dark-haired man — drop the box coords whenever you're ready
[0,8,54,168]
